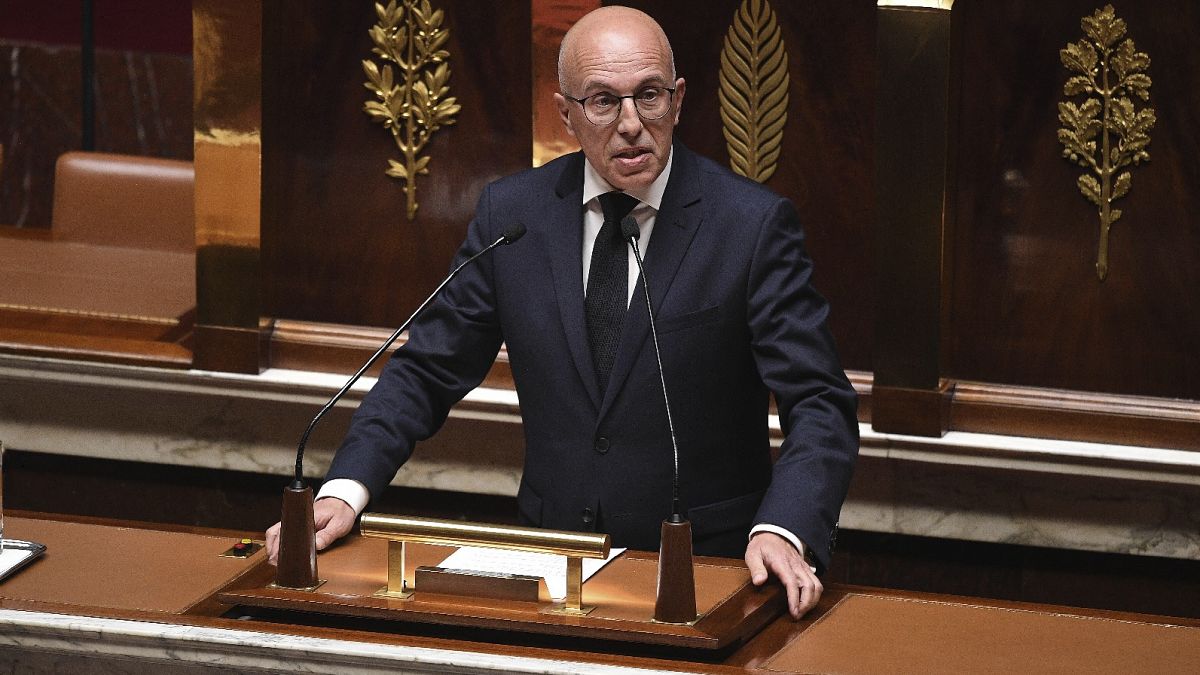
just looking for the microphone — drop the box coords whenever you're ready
[275,223,527,589]
[620,217,681,519]
[621,215,696,623]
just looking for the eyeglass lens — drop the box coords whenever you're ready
[582,88,672,125]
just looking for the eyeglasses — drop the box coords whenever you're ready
[564,86,677,126]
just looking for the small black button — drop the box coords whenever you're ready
[594,437,610,454]
[581,507,594,525]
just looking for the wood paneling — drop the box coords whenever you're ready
[948,0,1200,400]
[611,0,876,372]
[0,43,192,228]
[193,0,266,373]
[871,4,953,435]
[3,0,1196,448]
[261,0,532,329]
[951,380,1200,451]
[267,319,516,389]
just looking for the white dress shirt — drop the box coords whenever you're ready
[579,151,671,304]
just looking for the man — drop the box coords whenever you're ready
[267,6,857,620]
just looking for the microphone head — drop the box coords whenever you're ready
[620,215,640,241]
[501,223,527,244]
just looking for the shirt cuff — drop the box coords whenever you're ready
[750,524,808,563]
[315,478,370,516]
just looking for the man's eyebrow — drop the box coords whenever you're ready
[579,75,669,95]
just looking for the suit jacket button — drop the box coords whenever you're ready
[581,507,594,525]
[594,437,610,454]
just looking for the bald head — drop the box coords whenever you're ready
[552,6,684,191]
[557,6,675,96]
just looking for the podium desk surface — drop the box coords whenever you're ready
[2,512,1200,675]
[0,234,195,319]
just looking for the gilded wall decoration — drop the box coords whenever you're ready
[718,0,789,183]
[1057,4,1155,281]
[362,0,461,221]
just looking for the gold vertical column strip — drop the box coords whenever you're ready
[564,555,583,611]
[530,0,597,167]
[192,0,266,373]
[390,540,409,595]
[374,539,415,599]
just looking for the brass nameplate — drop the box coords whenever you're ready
[414,565,541,603]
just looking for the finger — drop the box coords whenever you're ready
[744,547,770,586]
[794,571,823,619]
[758,554,801,616]
[784,569,801,618]
[265,523,280,566]
[314,508,355,550]
[313,504,337,530]
[314,527,336,551]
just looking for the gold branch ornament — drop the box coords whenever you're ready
[1057,4,1155,281]
[718,0,790,183]
[362,0,461,221]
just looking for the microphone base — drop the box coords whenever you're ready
[653,515,698,624]
[275,481,319,589]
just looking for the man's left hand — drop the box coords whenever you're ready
[745,531,822,620]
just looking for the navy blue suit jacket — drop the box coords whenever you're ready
[327,143,858,571]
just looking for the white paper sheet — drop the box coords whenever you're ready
[436,546,625,601]
[0,544,39,583]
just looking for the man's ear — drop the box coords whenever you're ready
[554,93,578,139]
[671,78,686,126]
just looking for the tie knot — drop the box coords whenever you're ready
[598,191,640,226]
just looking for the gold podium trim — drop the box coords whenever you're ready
[360,514,610,612]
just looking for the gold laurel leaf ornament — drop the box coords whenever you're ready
[718,0,790,183]
[1057,4,1154,281]
[362,0,461,221]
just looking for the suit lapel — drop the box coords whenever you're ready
[599,145,704,420]
[546,153,603,410]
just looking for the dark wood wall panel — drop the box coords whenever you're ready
[948,0,1200,400]
[628,0,877,371]
[262,1,532,328]
[0,2,193,228]
[0,44,192,228]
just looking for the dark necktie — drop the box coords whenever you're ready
[586,191,640,394]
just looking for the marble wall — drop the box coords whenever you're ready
[2,353,1198,564]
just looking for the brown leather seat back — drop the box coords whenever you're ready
[51,151,194,253]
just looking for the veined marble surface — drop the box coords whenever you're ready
[1,353,1199,560]
[0,608,681,674]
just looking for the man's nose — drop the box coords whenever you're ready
[615,98,644,136]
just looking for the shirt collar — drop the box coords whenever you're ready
[581,148,674,210]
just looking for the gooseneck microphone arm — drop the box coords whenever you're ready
[292,223,527,485]
[621,216,682,518]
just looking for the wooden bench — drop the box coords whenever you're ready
[0,152,196,367]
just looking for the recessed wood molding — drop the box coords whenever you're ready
[952,382,1200,452]
[0,328,191,369]
[0,306,192,369]
[871,381,954,438]
[268,319,514,390]
[193,324,269,375]
[262,319,1197,452]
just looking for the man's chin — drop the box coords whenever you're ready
[604,165,660,192]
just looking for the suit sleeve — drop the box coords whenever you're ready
[746,197,859,573]
[324,186,506,502]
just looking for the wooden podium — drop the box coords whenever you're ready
[219,534,784,650]
[6,513,1200,674]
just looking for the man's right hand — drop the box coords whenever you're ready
[265,497,357,566]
